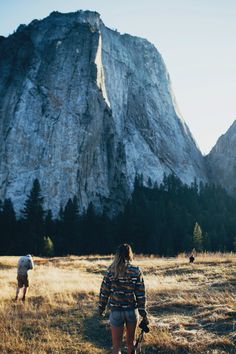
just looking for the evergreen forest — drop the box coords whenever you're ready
[0,174,236,256]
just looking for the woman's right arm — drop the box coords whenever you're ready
[99,270,111,315]
[134,268,148,319]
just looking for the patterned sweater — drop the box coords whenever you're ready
[99,263,147,317]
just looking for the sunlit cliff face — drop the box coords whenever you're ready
[0,10,207,216]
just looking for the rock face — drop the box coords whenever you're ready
[206,120,236,195]
[0,10,207,215]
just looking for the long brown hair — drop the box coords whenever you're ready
[110,244,133,278]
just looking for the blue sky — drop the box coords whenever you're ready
[1,0,236,154]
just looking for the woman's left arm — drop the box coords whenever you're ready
[99,270,111,315]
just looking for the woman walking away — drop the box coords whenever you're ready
[99,244,148,354]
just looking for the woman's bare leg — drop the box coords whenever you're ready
[111,325,124,354]
[126,321,138,354]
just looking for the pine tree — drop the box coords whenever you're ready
[233,237,236,252]
[80,202,98,254]
[44,210,56,242]
[60,196,80,254]
[21,179,45,255]
[0,199,16,255]
[193,222,203,252]
[43,236,54,256]
[0,199,4,254]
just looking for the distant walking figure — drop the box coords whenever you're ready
[99,244,148,354]
[189,254,195,263]
[15,254,34,302]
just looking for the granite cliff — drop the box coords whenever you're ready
[0,10,207,215]
[206,120,236,195]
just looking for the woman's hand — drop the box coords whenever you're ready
[142,315,149,325]
[98,307,105,317]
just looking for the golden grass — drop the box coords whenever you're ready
[0,253,235,353]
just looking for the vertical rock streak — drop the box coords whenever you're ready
[94,33,110,107]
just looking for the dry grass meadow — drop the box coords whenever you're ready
[0,253,235,353]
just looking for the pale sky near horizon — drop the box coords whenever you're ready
[1,0,236,154]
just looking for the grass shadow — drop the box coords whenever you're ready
[84,266,107,275]
[197,261,233,266]
[205,339,236,353]
[203,316,236,335]
[149,302,199,315]
[0,262,14,269]
[210,281,234,289]
[82,312,111,353]
[28,295,45,308]
[164,267,204,276]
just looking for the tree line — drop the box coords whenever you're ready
[0,174,236,256]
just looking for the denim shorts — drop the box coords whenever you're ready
[109,309,139,327]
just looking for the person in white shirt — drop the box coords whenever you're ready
[15,254,34,302]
